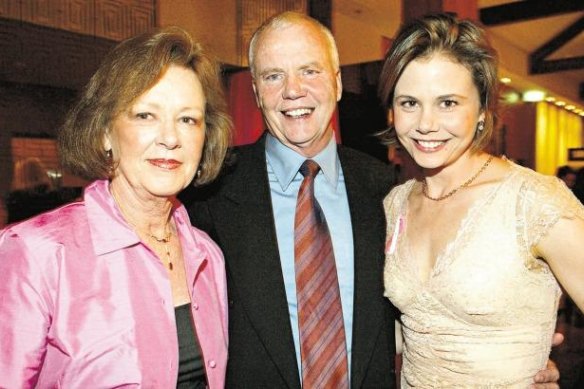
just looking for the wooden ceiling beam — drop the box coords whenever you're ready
[530,16,584,74]
[480,0,584,26]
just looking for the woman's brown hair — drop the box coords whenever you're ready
[378,13,499,152]
[59,26,232,185]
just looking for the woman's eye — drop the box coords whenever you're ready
[442,100,458,109]
[181,117,199,125]
[136,112,152,120]
[401,100,417,108]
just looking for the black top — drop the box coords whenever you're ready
[175,303,206,388]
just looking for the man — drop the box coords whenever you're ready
[187,11,560,388]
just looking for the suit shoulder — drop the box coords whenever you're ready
[338,145,396,190]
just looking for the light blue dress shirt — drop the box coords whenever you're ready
[265,133,354,379]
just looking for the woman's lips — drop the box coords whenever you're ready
[148,159,181,169]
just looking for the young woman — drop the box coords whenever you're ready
[378,13,584,387]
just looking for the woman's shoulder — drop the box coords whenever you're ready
[507,162,572,196]
[2,201,86,247]
[174,204,224,258]
[384,179,416,203]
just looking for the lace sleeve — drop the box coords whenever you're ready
[519,173,584,250]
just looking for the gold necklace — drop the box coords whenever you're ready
[147,228,174,271]
[422,155,494,201]
[110,187,174,270]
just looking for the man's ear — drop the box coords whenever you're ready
[251,79,262,108]
[335,70,342,102]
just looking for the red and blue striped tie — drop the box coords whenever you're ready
[295,159,349,389]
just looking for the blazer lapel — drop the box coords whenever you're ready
[339,148,389,389]
[210,136,301,388]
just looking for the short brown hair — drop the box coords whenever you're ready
[59,26,232,185]
[378,13,499,152]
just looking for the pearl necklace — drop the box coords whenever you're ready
[422,155,494,201]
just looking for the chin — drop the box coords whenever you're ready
[145,182,185,198]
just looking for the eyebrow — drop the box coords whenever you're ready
[258,61,324,78]
[394,93,467,100]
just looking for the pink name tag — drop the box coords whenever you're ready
[385,215,404,255]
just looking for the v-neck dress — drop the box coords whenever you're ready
[383,162,584,387]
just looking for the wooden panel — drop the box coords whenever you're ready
[0,0,22,19]
[2,0,154,40]
[238,0,307,66]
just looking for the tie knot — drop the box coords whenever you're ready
[299,160,320,178]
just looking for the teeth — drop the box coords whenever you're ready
[285,108,312,117]
[418,140,444,148]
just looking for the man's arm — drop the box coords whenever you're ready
[529,332,564,389]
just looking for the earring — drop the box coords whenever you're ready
[477,121,485,132]
[106,149,112,158]
[196,167,202,179]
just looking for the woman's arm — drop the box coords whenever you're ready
[0,229,51,387]
[536,216,584,312]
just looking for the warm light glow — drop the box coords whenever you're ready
[555,101,566,107]
[523,90,546,102]
[545,96,556,102]
[500,77,511,84]
[565,105,576,111]
[503,91,521,104]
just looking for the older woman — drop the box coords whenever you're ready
[0,26,231,388]
[378,13,584,387]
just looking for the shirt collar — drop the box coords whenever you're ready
[265,133,340,191]
[85,180,202,259]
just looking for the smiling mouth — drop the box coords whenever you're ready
[416,140,445,148]
[414,139,448,152]
[282,108,313,118]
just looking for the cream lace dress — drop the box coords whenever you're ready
[383,162,584,388]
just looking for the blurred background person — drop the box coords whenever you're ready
[4,157,74,224]
[0,26,231,388]
[556,165,577,190]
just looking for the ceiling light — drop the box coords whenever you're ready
[565,105,575,111]
[545,97,556,102]
[522,90,545,102]
[503,91,521,103]
[500,77,511,84]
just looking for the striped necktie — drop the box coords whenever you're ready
[294,159,349,388]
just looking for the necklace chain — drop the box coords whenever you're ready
[110,187,174,270]
[422,155,494,201]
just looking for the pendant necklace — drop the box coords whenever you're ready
[111,187,174,270]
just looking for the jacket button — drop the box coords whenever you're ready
[209,360,216,368]
[193,302,199,310]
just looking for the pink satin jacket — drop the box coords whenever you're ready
[0,180,228,388]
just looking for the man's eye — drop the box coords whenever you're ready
[264,73,282,82]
